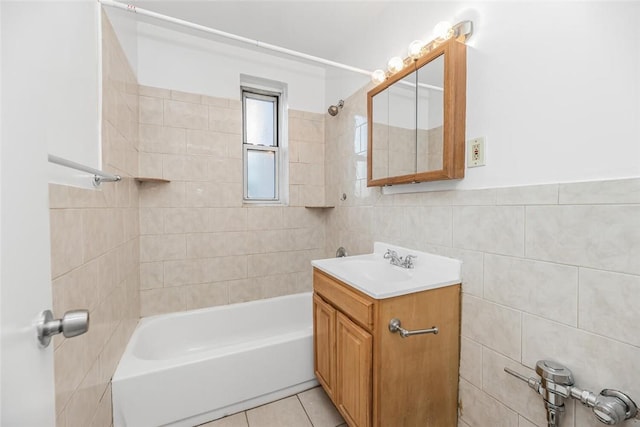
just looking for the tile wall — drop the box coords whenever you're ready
[48,14,140,427]
[137,86,328,317]
[325,86,640,427]
[48,11,639,427]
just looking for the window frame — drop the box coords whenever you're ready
[241,87,281,203]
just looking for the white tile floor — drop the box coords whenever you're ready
[198,386,346,427]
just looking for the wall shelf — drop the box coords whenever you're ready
[135,177,171,183]
[304,205,335,209]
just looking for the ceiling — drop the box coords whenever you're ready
[132,1,463,72]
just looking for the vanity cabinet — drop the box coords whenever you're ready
[335,311,372,427]
[313,294,336,399]
[312,268,461,427]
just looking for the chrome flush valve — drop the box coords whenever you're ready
[535,360,574,427]
[505,360,639,426]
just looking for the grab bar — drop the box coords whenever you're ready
[48,154,121,186]
[388,318,438,338]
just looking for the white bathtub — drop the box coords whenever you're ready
[112,292,317,427]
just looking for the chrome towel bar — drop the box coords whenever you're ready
[388,318,438,338]
[48,154,121,186]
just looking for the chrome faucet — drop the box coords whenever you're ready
[383,249,417,269]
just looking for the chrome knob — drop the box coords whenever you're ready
[37,309,89,347]
[593,390,638,425]
[536,360,574,386]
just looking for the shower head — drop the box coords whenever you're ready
[328,100,344,116]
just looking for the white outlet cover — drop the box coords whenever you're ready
[467,137,486,167]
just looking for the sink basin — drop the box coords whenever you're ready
[340,260,411,283]
[311,242,462,299]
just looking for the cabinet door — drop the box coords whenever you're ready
[336,312,372,427]
[313,294,336,400]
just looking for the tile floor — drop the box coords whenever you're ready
[199,386,346,427]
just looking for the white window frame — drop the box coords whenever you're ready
[241,78,288,205]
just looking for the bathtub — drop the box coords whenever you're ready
[112,292,317,427]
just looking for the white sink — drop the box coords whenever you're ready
[312,242,462,299]
[339,259,412,283]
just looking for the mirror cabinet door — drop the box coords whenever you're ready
[387,70,417,179]
[370,69,418,182]
[367,38,466,186]
[416,54,444,173]
[371,85,389,181]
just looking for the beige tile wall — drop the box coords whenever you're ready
[324,86,640,427]
[137,86,327,317]
[49,14,140,427]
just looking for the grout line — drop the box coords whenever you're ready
[576,267,581,329]
[523,205,527,259]
[296,393,315,426]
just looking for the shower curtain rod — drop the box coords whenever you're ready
[48,154,121,186]
[99,0,373,77]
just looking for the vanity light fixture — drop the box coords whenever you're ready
[370,20,473,84]
[408,40,425,59]
[387,56,404,73]
[433,21,454,40]
[371,69,387,84]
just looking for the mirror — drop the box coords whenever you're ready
[371,70,417,180]
[367,38,466,186]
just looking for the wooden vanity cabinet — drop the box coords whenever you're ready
[313,294,336,399]
[312,268,461,427]
[335,311,373,427]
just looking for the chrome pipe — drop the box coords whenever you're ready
[504,367,531,383]
[48,154,121,186]
[99,0,373,77]
[505,361,639,426]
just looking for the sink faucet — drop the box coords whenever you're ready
[383,249,416,269]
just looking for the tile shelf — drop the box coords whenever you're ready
[135,177,171,183]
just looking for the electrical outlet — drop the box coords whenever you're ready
[467,137,486,167]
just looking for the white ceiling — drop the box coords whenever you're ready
[132,1,464,72]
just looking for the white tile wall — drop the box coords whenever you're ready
[453,206,525,256]
[525,205,640,275]
[324,84,640,427]
[578,268,640,347]
[458,378,519,427]
[483,254,578,325]
[462,295,522,361]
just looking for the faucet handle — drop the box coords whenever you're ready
[383,249,397,259]
[404,254,417,268]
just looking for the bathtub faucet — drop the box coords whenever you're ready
[383,249,416,269]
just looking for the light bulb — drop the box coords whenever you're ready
[434,21,453,40]
[408,40,424,59]
[371,69,386,84]
[387,56,404,73]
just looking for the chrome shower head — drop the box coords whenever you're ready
[328,100,344,116]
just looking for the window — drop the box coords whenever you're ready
[242,87,283,202]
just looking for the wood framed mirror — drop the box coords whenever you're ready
[367,38,467,186]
